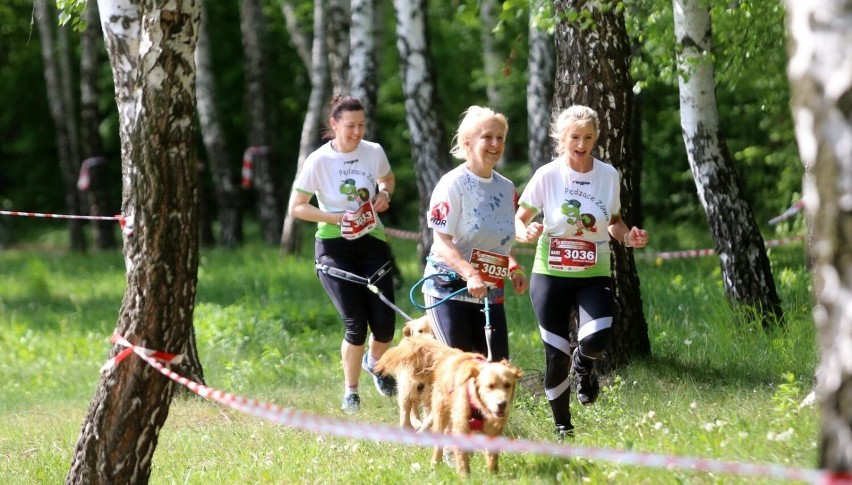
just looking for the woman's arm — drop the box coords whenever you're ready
[288,190,341,225]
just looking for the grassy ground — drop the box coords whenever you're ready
[0,226,819,483]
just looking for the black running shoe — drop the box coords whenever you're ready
[363,353,397,397]
[573,349,600,406]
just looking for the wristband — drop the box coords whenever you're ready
[509,265,525,276]
[380,189,391,202]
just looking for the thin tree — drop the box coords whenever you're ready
[197,1,242,248]
[327,0,351,94]
[350,0,381,142]
[552,0,650,367]
[79,0,117,250]
[673,0,782,326]
[392,0,452,259]
[67,1,202,482]
[786,0,852,472]
[527,0,555,172]
[240,0,284,245]
[35,0,85,252]
[280,0,331,254]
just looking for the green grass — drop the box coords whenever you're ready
[0,228,819,483]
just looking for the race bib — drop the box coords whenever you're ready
[341,200,377,240]
[469,249,510,288]
[548,237,597,271]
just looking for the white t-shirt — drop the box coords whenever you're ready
[518,158,621,278]
[423,164,516,303]
[292,140,391,240]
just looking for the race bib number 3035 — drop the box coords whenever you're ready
[469,249,510,287]
[548,237,597,272]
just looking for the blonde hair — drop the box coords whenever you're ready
[551,105,600,156]
[449,106,509,160]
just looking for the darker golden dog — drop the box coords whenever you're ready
[427,352,522,477]
[373,315,440,428]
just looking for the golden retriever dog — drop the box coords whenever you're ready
[428,353,522,477]
[373,316,441,428]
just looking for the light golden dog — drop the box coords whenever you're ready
[428,352,522,477]
[374,315,440,428]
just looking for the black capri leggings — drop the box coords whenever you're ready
[315,236,396,346]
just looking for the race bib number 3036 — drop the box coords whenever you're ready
[469,249,510,287]
[548,237,597,272]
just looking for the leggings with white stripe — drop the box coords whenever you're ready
[529,273,613,428]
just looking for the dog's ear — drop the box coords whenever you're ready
[499,359,523,378]
[459,360,480,383]
[402,325,413,338]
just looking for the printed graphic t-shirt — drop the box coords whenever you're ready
[517,158,621,278]
[292,140,391,240]
[422,165,516,303]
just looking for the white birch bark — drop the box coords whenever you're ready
[786,0,852,470]
[68,0,202,481]
[350,0,380,141]
[527,0,555,171]
[674,0,782,324]
[392,0,452,258]
[281,0,330,253]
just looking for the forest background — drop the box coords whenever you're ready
[0,0,803,245]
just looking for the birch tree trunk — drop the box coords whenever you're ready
[479,0,509,168]
[527,0,555,171]
[350,0,380,142]
[197,2,242,248]
[786,0,852,471]
[552,0,650,368]
[80,0,117,250]
[240,0,284,245]
[327,0,351,94]
[392,0,452,260]
[35,0,86,252]
[67,1,202,482]
[674,0,783,326]
[280,0,330,254]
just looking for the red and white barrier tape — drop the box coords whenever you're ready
[652,235,805,261]
[1,210,133,237]
[109,334,830,483]
[769,200,804,226]
[241,146,271,188]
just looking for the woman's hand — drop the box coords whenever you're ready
[510,271,528,295]
[465,273,488,299]
[625,227,649,248]
[517,221,543,244]
[372,190,391,212]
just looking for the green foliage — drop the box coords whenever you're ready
[55,0,88,30]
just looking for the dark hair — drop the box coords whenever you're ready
[322,94,365,141]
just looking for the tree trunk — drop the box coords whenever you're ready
[552,0,650,369]
[280,0,330,255]
[527,0,555,172]
[197,2,242,248]
[80,0,117,251]
[240,0,284,245]
[786,0,852,471]
[35,0,86,252]
[479,0,509,168]
[674,0,782,327]
[392,0,452,260]
[326,0,351,95]
[67,1,202,482]
[350,0,381,142]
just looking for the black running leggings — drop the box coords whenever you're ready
[315,236,396,346]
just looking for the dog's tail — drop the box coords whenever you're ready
[373,340,417,375]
